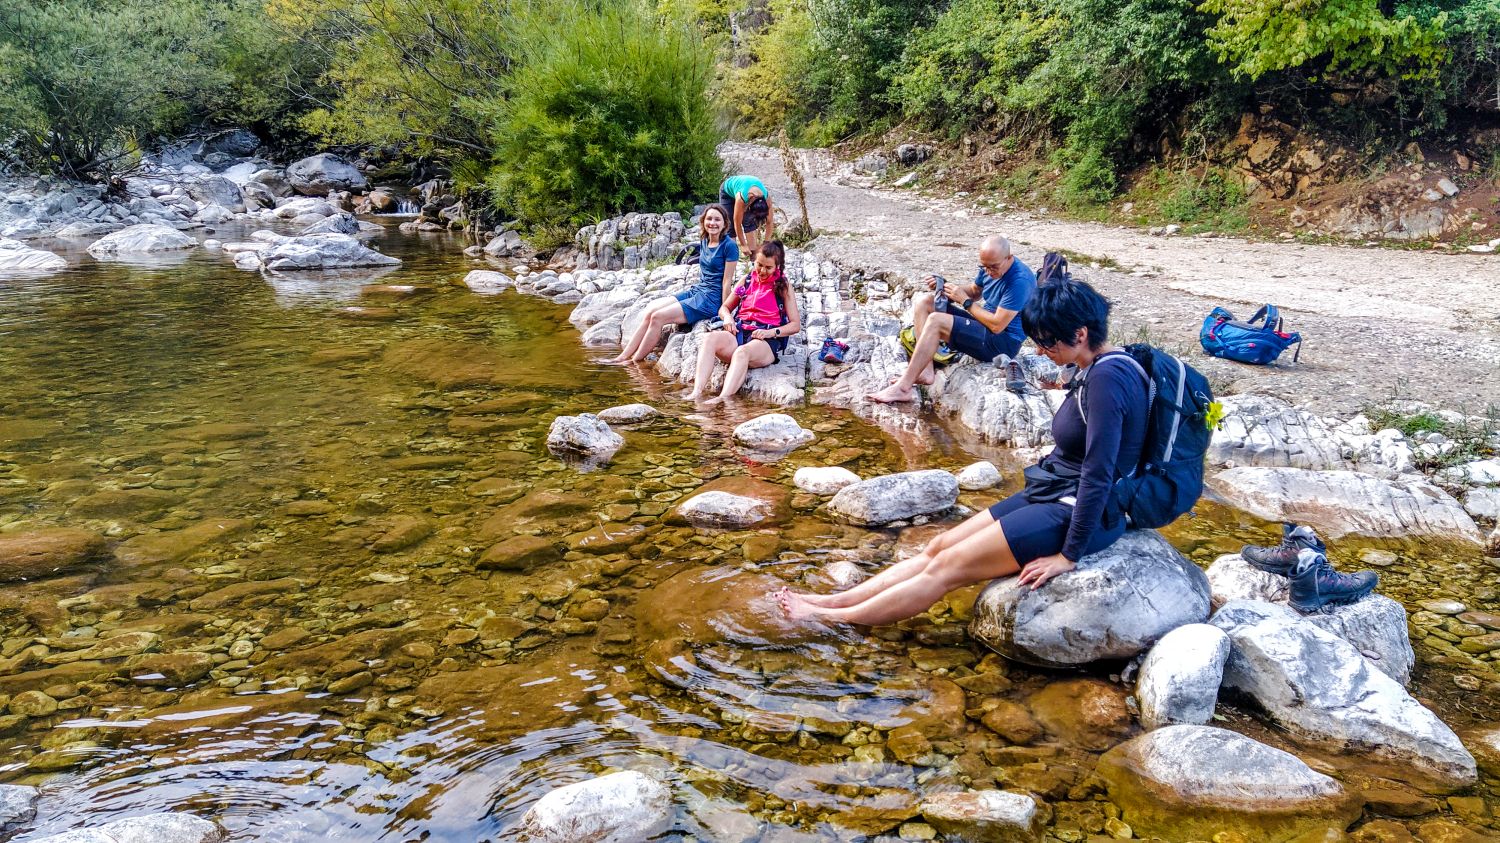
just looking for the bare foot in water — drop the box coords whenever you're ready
[680,388,702,401]
[867,383,916,404]
[602,356,630,366]
[701,395,726,407]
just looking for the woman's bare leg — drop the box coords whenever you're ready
[796,508,998,608]
[634,301,690,362]
[788,518,1021,626]
[713,340,774,401]
[685,332,736,399]
[611,299,682,363]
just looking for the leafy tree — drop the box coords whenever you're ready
[1199,0,1447,79]
[485,0,724,230]
[0,0,228,178]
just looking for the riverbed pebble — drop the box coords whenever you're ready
[920,790,1043,842]
[733,414,815,452]
[828,470,958,526]
[793,466,861,495]
[955,461,1002,491]
[520,770,672,843]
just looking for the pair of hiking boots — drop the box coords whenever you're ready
[1241,523,1378,613]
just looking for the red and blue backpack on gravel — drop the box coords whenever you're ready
[1200,304,1302,365]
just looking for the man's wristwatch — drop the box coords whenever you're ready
[962,298,975,311]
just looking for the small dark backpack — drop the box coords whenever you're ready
[1080,344,1216,529]
[1037,251,1071,285]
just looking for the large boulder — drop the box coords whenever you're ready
[1206,555,1415,685]
[26,813,225,843]
[463,270,511,295]
[732,413,815,452]
[236,233,401,272]
[0,238,67,273]
[287,153,369,196]
[828,470,959,526]
[1212,600,1477,791]
[87,224,195,255]
[0,528,108,582]
[519,770,672,843]
[1208,394,1350,470]
[185,176,244,212]
[919,790,1043,842]
[1207,467,1483,544]
[1097,726,1363,843]
[300,212,362,236]
[545,414,624,465]
[484,229,525,256]
[970,530,1211,667]
[1135,623,1230,730]
[933,362,1058,448]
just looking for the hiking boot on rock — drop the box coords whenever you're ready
[1289,548,1378,613]
[1241,522,1326,577]
[1004,358,1027,394]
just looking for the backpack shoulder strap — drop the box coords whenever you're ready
[1075,350,1149,427]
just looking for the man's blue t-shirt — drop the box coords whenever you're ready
[697,236,740,291]
[971,257,1037,345]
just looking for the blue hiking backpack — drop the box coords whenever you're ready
[1080,344,1216,529]
[1200,304,1302,365]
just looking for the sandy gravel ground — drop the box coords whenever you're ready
[725,142,1500,419]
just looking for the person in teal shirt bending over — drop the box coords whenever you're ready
[720,175,776,255]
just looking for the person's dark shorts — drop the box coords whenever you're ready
[987,490,1125,563]
[947,311,1022,363]
[736,325,787,362]
[674,287,720,325]
[720,189,763,232]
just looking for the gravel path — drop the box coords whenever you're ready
[725,142,1500,418]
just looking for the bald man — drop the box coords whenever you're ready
[868,235,1037,404]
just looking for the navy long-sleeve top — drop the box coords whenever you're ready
[1048,352,1149,561]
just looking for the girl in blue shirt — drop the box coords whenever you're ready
[608,205,740,365]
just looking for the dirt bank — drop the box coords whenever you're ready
[725,142,1500,418]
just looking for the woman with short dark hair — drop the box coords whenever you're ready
[781,278,1151,625]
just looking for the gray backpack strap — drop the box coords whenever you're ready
[1076,351,1151,427]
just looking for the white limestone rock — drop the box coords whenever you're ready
[254,233,400,272]
[794,466,862,496]
[733,414,815,452]
[1208,394,1349,470]
[27,813,225,843]
[1207,467,1483,544]
[1135,624,1230,730]
[286,153,368,196]
[596,403,658,425]
[0,784,37,829]
[675,491,773,529]
[1097,726,1362,843]
[956,461,1003,491]
[920,790,1043,843]
[828,470,959,526]
[87,224,195,255]
[519,770,673,843]
[545,414,624,465]
[1211,600,1477,791]
[970,530,1211,667]
[0,238,66,272]
[463,270,512,295]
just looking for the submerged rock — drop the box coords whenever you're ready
[828,470,958,526]
[794,466,861,496]
[733,413,815,451]
[1027,678,1134,751]
[1097,726,1362,843]
[920,790,1043,842]
[1212,599,1476,791]
[0,238,67,273]
[1135,623,1230,730]
[87,224,195,255]
[596,403,658,425]
[1206,555,1415,685]
[26,813,224,843]
[1207,467,1483,544]
[546,414,624,464]
[0,528,108,582]
[675,491,774,530]
[519,770,672,843]
[462,270,512,295]
[970,530,1210,667]
[1459,725,1500,778]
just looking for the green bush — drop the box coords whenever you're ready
[1200,0,1447,81]
[485,0,724,230]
